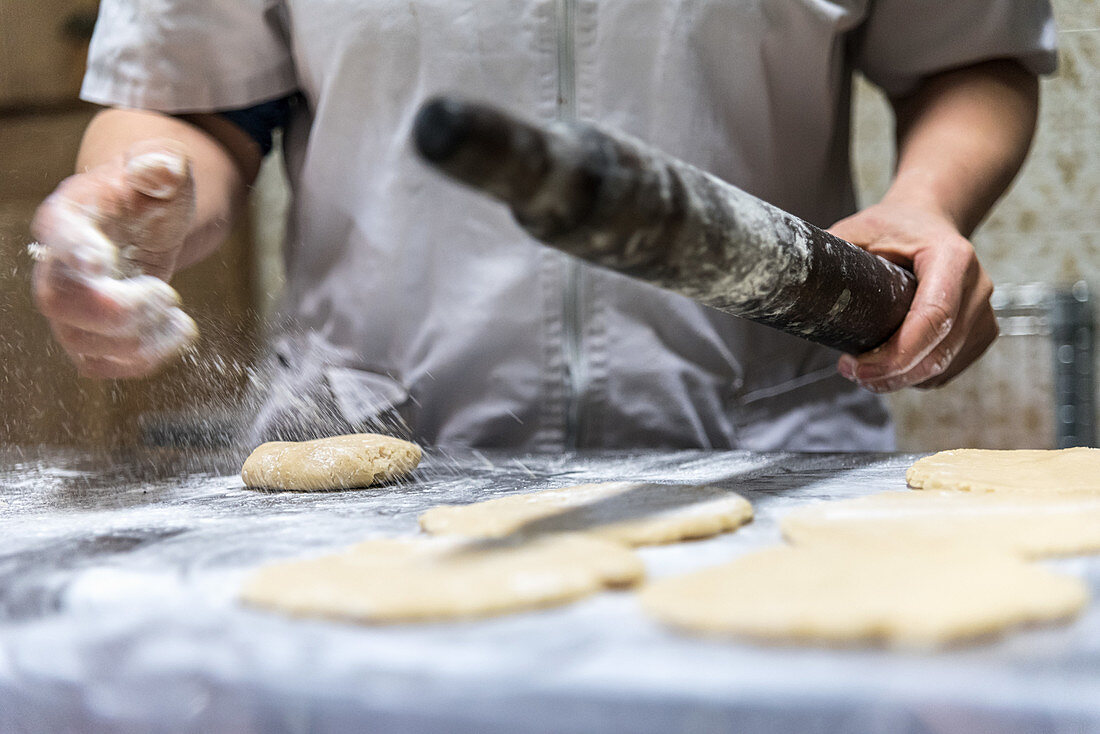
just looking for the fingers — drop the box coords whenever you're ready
[53,324,145,359]
[33,260,198,379]
[124,142,189,199]
[32,139,194,282]
[35,261,180,331]
[30,195,119,278]
[838,240,995,393]
[62,305,198,380]
[828,212,915,268]
[71,306,198,379]
[838,285,957,391]
[914,303,998,389]
[116,140,195,279]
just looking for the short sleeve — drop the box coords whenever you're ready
[81,0,299,113]
[854,0,1058,98]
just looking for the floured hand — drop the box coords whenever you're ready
[31,140,199,379]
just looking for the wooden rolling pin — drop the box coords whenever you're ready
[412,97,917,354]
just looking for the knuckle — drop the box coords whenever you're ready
[917,300,954,339]
[885,342,957,392]
[922,344,956,380]
[956,239,977,263]
[977,271,994,298]
[912,342,961,388]
[948,233,976,257]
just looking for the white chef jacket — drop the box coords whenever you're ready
[82,0,1057,451]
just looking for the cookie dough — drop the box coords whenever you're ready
[782,491,1100,558]
[907,448,1100,494]
[639,545,1087,647]
[240,534,644,622]
[419,481,753,546]
[241,433,422,491]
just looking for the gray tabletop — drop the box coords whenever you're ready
[1,446,1099,734]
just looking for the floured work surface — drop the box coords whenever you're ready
[640,544,1088,647]
[241,433,422,491]
[4,448,1100,734]
[419,481,753,545]
[907,447,1100,494]
[240,534,643,622]
[781,490,1100,558]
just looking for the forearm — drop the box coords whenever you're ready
[883,59,1039,237]
[77,107,260,273]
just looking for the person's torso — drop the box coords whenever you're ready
[268,0,892,451]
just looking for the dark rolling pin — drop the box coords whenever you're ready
[412,96,917,354]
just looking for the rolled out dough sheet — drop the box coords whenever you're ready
[781,490,1100,558]
[907,447,1100,494]
[418,481,753,546]
[241,433,422,491]
[240,534,644,623]
[639,545,1088,647]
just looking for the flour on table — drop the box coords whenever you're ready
[419,481,753,546]
[240,534,644,623]
[241,433,421,491]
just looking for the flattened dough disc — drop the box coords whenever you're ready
[419,481,753,546]
[240,534,643,623]
[241,433,422,491]
[907,448,1100,494]
[639,545,1087,647]
[782,490,1100,558]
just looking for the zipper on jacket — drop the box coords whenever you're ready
[555,0,586,450]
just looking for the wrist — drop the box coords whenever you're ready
[880,170,964,233]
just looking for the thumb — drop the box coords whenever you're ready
[826,214,870,248]
[123,140,190,200]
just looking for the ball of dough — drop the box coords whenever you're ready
[241,433,422,491]
[419,481,753,546]
[239,534,644,623]
[639,544,1087,647]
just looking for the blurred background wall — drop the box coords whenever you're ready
[0,0,1096,451]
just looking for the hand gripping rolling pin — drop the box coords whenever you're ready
[412,97,917,354]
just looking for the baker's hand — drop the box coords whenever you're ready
[829,200,998,393]
[30,139,199,379]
